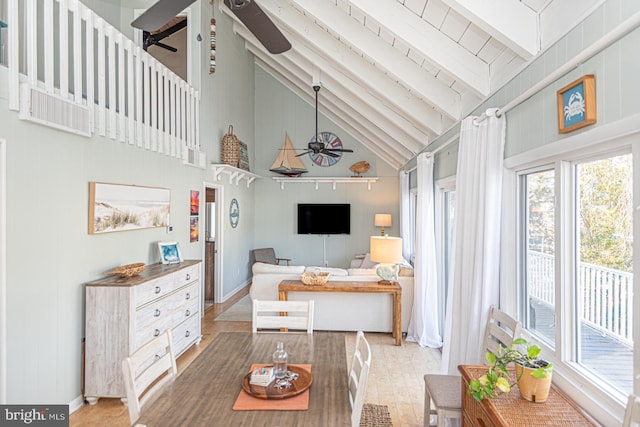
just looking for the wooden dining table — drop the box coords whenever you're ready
[137,331,351,426]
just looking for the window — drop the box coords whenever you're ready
[519,169,556,347]
[517,149,635,401]
[574,153,633,393]
[436,177,456,336]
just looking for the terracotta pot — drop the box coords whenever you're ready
[515,363,553,402]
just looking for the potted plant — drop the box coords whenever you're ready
[468,338,553,403]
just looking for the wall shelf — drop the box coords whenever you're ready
[210,164,260,188]
[272,177,378,190]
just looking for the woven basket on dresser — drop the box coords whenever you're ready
[221,125,240,167]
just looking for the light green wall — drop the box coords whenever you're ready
[0,1,256,405]
[253,69,400,268]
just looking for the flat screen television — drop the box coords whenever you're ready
[297,203,350,235]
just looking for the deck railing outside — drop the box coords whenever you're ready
[528,250,633,346]
[5,0,200,158]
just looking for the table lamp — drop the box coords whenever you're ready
[370,236,403,284]
[374,214,392,236]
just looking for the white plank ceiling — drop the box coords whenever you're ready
[220,0,597,169]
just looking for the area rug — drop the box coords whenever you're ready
[214,294,252,321]
[360,403,393,426]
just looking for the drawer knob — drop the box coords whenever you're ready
[186,273,191,280]
[154,329,160,337]
[155,309,161,317]
[185,330,190,338]
[185,293,191,300]
[154,354,161,361]
[155,286,161,294]
[185,309,190,317]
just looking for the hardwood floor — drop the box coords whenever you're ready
[70,287,441,426]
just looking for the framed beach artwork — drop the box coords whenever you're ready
[158,241,183,264]
[557,74,596,133]
[88,182,170,234]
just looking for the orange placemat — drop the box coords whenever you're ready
[232,364,312,411]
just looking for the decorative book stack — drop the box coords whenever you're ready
[249,367,274,386]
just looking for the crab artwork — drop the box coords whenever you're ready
[564,90,585,121]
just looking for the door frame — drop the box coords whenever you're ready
[203,181,224,305]
[0,139,7,403]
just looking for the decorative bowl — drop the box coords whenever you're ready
[105,262,146,278]
[300,271,330,285]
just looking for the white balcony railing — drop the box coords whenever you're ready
[528,250,633,346]
[5,0,200,161]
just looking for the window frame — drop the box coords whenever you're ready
[436,175,456,337]
[506,128,640,425]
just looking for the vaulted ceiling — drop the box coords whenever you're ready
[220,0,597,169]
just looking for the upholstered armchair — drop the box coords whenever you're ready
[250,248,291,266]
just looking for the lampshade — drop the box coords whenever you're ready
[370,236,403,264]
[374,214,392,227]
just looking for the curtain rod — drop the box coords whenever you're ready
[474,9,640,125]
[404,133,459,173]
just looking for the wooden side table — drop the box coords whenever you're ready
[458,365,601,426]
[278,280,403,345]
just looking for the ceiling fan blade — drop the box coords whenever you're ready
[152,42,178,52]
[296,150,312,157]
[131,0,195,31]
[321,150,340,158]
[153,18,188,41]
[326,148,354,153]
[224,0,291,54]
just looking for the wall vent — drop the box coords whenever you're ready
[183,147,206,169]
[19,84,92,137]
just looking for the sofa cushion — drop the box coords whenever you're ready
[347,268,378,276]
[304,266,349,276]
[252,262,305,275]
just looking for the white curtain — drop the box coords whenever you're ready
[441,108,506,373]
[406,153,442,347]
[399,170,411,261]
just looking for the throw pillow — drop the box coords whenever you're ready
[359,253,378,269]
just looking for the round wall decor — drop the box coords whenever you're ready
[229,198,239,228]
[309,131,344,167]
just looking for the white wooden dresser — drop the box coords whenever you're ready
[84,260,202,403]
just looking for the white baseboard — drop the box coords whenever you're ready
[221,280,251,303]
[69,395,85,414]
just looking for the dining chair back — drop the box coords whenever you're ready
[121,329,177,426]
[623,394,640,427]
[349,331,372,427]
[423,305,521,427]
[252,299,314,333]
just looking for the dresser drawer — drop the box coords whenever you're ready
[171,282,199,308]
[134,274,174,307]
[174,298,199,325]
[174,263,199,288]
[134,316,174,350]
[173,314,200,355]
[135,297,173,330]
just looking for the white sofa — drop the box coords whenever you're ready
[249,262,414,333]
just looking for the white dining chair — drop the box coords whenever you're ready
[623,394,640,426]
[252,299,314,333]
[423,305,522,426]
[121,329,177,426]
[349,331,372,427]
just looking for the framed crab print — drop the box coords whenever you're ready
[557,74,596,133]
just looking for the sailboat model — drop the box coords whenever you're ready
[270,134,308,177]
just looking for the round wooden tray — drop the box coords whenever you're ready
[242,365,312,400]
